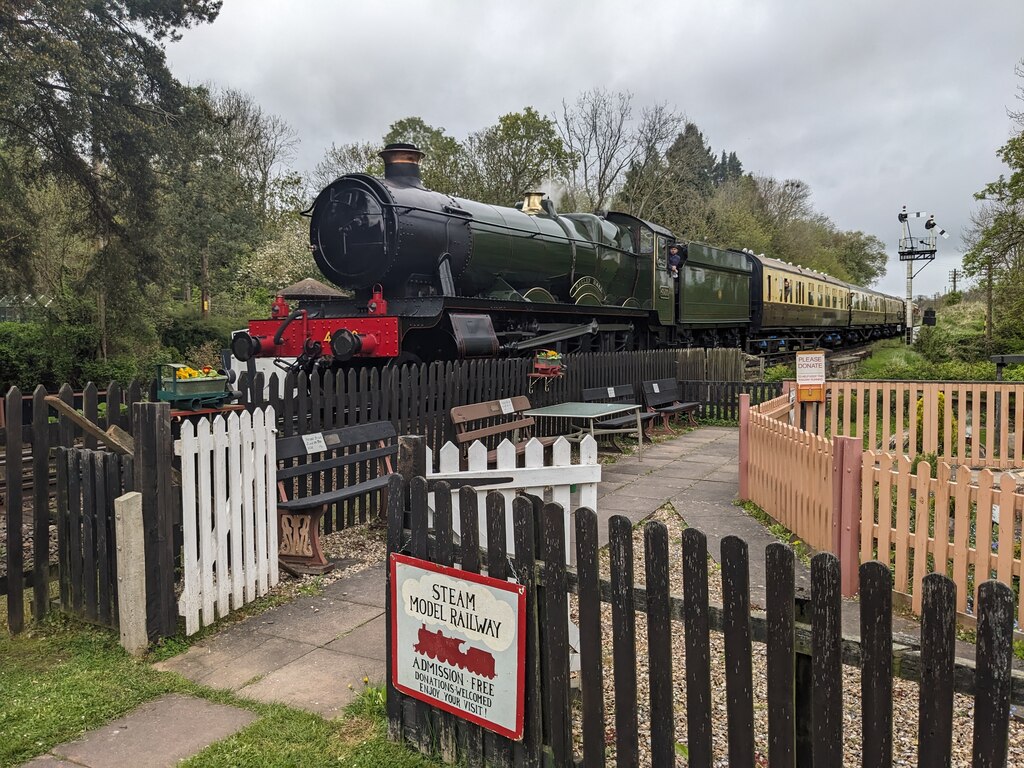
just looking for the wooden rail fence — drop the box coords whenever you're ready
[386,477,1020,766]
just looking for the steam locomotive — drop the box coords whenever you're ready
[230,143,904,373]
[414,625,496,679]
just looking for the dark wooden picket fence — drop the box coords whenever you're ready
[2,383,175,638]
[679,379,782,420]
[54,447,133,628]
[385,477,1019,767]
[236,351,770,472]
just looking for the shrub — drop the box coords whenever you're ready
[159,314,240,355]
[0,321,96,392]
[916,391,957,454]
[911,452,939,478]
[764,363,795,382]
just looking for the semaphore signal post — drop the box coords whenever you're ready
[898,205,948,344]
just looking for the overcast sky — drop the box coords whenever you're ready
[166,0,1024,298]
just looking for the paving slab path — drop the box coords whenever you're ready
[22,694,257,768]
[155,566,388,719]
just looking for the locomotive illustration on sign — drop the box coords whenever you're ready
[231,143,904,374]
[413,624,497,680]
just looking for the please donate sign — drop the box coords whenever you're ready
[390,553,526,739]
[796,350,826,402]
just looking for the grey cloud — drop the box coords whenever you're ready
[166,0,1024,296]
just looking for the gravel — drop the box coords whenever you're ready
[584,505,1024,767]
[0,502,58,581]
[269,519,388,601]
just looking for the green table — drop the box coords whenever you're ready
[524,402,644,462]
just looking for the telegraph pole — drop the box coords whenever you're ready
[898,207,948,344]
[949,268,961,293]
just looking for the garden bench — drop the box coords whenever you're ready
[275,421,397,575]
[450,396,558,465]
[580,384,659,448]
[641,378,701,430]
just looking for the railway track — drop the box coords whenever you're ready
[757,342,874,372]
[0,448,56,502]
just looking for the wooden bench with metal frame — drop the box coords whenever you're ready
[640,378,701,430]
[450,396,558,465]
[275,421,397,576]
[580,384,659,449]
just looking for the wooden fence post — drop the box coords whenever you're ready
[132,401,176,640]
[115,491,148,655]
[831,435,863,596]
[5,386,24,634]
[738,393,750,499]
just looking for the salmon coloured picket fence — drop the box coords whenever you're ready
[746,401,834,553]
[861,451,1024,625]
[811,380,1024,469]
[741,380,1024,626]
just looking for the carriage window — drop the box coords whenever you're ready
[808,285,814,306]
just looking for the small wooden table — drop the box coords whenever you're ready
[524,402,644,462]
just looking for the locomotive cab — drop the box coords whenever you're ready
[604,212,676,325]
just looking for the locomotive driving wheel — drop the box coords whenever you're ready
[601,329,634,353]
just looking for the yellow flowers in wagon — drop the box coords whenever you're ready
[175,365,220,380]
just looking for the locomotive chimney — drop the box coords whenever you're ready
[380,143,424,188]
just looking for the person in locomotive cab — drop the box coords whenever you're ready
[667,244,682,278]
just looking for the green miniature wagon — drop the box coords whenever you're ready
[156,363,230,410]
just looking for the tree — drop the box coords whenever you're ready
[0,1,221,262]
[613,103,684,221]
[310,141,381,193]
[0,1,222,354]
[706,175,772,253]
[830,230,887,286]
[756,176,813,229]
[556,89,638,212]
[712,150,743,186]
[964,59,1024,352]
[212,88,298,218]
[461,107,573,205]
[666,123,716,199]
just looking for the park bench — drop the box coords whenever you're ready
[580,384,659,449]
[450,396,558,465]
[641,378,701,430]
[275,421,397,575]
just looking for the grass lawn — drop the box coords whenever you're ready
[0,617,443,768]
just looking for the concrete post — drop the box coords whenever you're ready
[738,393,750,499]
[114,491,148,656]
[830,436,863,597]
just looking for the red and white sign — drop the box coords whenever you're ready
[796,350,826,402]
[390,553,526,739]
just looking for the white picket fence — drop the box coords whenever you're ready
[426,434,601,562]
[177,407,279,635]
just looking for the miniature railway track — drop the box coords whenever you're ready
[0,448,56,501]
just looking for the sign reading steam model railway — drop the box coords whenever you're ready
[390,553,526,739]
